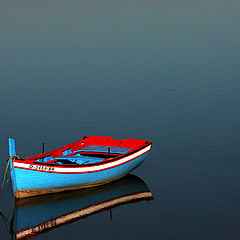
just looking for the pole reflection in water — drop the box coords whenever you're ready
[11,174,153,239]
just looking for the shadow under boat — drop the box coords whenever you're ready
[11,174,153,240]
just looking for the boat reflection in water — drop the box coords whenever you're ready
[12,174,153,239]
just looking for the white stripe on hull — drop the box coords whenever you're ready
[13,145,151,174]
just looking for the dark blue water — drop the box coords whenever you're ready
[1,0,240,239]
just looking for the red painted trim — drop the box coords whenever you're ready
[13,149,150,174]
[23,136,152,162]
[14,142,152,167]
[66,152,120,157]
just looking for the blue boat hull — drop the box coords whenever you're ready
[11,150,150,198]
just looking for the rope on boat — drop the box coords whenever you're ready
[0,155,19,195]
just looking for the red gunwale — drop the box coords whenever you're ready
[12,143,151,174]
[13,146,151,174]
[14,136,152,168]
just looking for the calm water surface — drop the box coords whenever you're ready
[1,0,240,239]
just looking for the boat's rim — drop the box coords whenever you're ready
[12,142,152,168]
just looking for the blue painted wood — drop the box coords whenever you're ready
[9,138,16,156]
[11,152,149,193]
[9,136,152,198]
[78,145,132,154]
[62,148,72,155]
[55,155,104,164]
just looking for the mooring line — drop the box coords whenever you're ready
[0,155,19,195]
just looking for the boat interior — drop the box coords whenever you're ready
[23,136,150,166]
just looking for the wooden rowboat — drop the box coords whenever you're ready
[9,136,152,199]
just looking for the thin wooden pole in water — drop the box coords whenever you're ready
[42,142,45,162]
[42,142,45,154]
